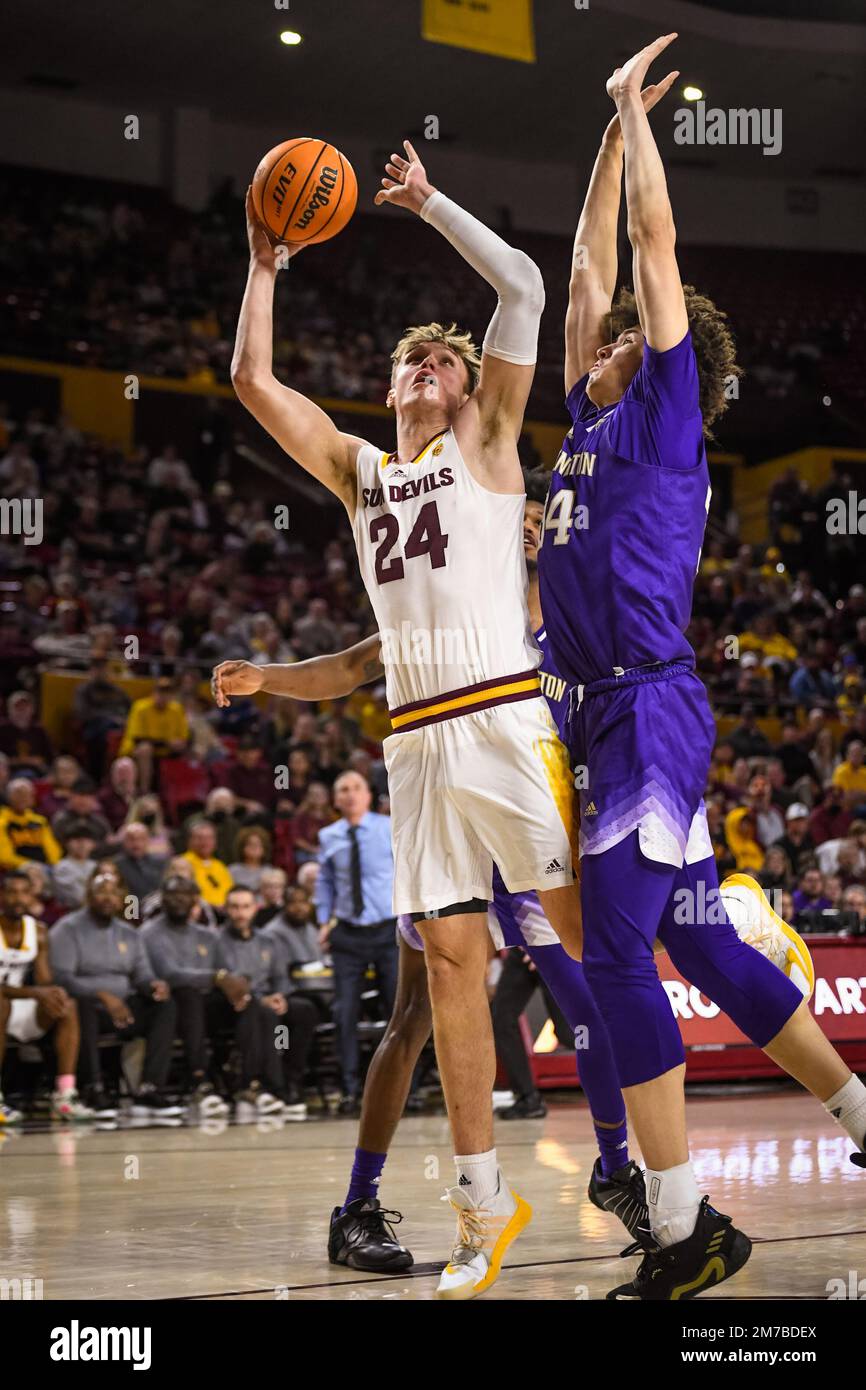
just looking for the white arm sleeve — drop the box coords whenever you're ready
[419,191,545,366]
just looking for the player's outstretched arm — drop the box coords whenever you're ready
[231,190,364,516]
[376,141,543,466]
[609,34,688,353]
[212,635,384,708]
[565,72,677,394]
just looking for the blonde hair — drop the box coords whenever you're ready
[390,322,481,393]
[124,796,166,831]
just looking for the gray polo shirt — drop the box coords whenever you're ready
[216,926,282,998]
[49,909,154,1000]
[140,914,219,991]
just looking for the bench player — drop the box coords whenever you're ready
[540,34,866,1299]
[0,868,93,1122]
[232,142,582,1298]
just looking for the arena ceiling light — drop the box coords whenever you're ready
[279,30,302,46]
[683,85,704,101]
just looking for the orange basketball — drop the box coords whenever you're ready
[251,138,357,246]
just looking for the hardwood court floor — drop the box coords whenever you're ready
[1,1088,864,1301]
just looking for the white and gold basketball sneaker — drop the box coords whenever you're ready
[435,1175,532,1300]
[720,873,815,1000]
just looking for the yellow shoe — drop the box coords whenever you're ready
[435,1178,532,1300]
[720,873,815,1001]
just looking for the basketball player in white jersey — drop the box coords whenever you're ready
[232,141,581,1297]
[0,869,93,1122]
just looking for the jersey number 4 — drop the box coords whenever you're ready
[542,488,587,545]
[369,501,448,585]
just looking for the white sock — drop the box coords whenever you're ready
[646,1160,701,1248]
[453,1148,501,1207]
[824,1075,866,1150]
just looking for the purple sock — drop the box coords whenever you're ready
[523,940,630,1177]
[594,1116,630,1179]
[343,1147,387,1212]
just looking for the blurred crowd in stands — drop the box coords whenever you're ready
[1,167,864,446]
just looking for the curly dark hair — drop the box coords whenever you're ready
[522,465,551,504]
[605,285,743,439]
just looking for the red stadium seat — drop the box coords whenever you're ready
[158,757,211,824]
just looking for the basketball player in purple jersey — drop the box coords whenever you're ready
[213,477,647,1274]
[540,34,866,1298]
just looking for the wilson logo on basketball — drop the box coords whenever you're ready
[271,165,298,211]
[294,166,339,230]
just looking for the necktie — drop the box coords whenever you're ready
[348,824,364,919]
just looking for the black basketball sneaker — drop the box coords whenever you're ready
[588,1158,653,1250]
[607,1196,752,1300]
[328,1198,413,1272]
[499,1091,547,1120]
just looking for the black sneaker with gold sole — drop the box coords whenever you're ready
[607,1196,752,1300]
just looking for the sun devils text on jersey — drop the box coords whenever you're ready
[353,427,540,710]
[349,426,574,918]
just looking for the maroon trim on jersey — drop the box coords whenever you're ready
[392,684,542,733]
[390,668,540,717]
[384,428,449,468]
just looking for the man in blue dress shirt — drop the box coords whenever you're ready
[315,770,397,1112]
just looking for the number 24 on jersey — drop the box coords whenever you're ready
[369,501,449,584]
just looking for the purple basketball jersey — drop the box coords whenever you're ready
[534,624,568,741]
[537,333,711,687]
[537,333,718,866]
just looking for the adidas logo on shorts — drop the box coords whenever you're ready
[583,801,598,816]
[545,858,564,875]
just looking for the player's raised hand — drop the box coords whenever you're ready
[606,33,678,104]
[244,187,302,270]
[211,659,265,708]
[604,71,679,141]
[374,140,436,215]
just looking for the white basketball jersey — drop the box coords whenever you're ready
[352,428,539,708]
[0,915,38,987]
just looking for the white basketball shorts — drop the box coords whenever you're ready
[7,999,48,1044]
[384,694,574,917]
